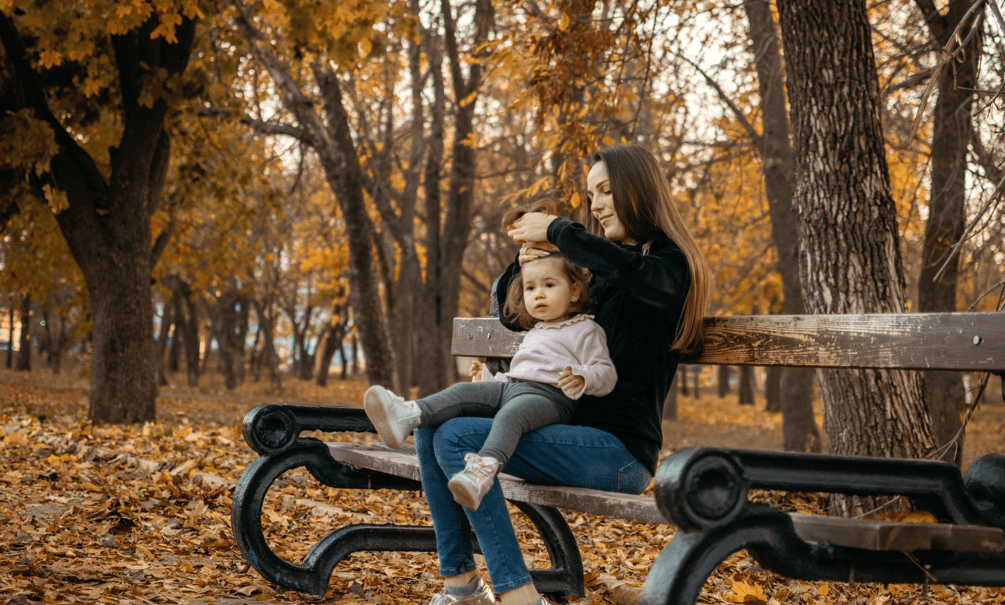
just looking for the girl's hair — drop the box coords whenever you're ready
[503,255,591,330]
[588,144,712,354]
[502,199,591,330]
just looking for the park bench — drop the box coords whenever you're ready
[231,312,1005,604]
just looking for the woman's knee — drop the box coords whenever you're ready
[431,417,493,459]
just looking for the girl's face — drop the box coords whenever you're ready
[522,257,579,322]
[587,161,631,243]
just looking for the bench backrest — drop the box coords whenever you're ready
[452,313,1004,372]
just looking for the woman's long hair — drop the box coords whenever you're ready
[588,144,712,354]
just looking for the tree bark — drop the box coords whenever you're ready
[777,0,936,514]
[15,293,30,371]
[742,0,819,450]
[252,297,282,391]
[914,0,980,467]
[0,12,196,423]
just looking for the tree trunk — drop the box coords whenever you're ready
[230,2,394,387]
[6,306,13,368]
[743,0,819,450]
[316,315,347,388]
[171,279,201,388]
[663,373,678,421]
[156,297,173,386]
[738,365,755,406]
[14,294,30,371]
[764,366,782,413]
[914,0,979,467]
[717,366,731,398]
[679,365,690,397]
[777,0,935,514]
[0,12,196,423]
[253,298,282,391]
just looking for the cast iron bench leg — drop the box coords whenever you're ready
[232,434,587,597]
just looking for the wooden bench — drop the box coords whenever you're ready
[231,312,1005,604]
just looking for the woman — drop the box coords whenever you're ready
[414,144,712,605]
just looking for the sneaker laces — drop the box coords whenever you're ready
[462,453,500,479]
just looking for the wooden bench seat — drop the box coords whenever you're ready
[328,441,1003,553]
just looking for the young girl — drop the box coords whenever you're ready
[363,220,616,512]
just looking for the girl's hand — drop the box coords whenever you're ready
[508,212,558,244]
[469,359,484,382]
[558,367,585,397]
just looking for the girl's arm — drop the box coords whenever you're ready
[565,322,618,398]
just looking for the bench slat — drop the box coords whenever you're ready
[789,514,1004,552]
[326,443,1005,552]
[327,442,667,525]
[452,314,1005,371]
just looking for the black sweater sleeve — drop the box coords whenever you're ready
[546,217,690,313]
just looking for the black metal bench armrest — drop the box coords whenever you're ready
[654,447,1005,531]
[242,403,374,455]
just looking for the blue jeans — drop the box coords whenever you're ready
[414,418,653,593]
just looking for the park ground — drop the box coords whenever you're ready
[2,360,1004,605]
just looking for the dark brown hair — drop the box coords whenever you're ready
[502,198,562,231]
[503,254,591,329]
[587,144,712,353]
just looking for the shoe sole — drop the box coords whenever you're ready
[447,476,482,511]
[363,386,403,449]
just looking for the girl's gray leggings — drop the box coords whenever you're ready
[414,379,576,466]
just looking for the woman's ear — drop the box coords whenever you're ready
[570,283,581,303]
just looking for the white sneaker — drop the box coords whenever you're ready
[363,385,422,449]
[448,453,503,511]
[427,576,496,604]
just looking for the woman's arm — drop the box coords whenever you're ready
[547,218,690,313]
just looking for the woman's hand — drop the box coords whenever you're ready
[558,367,585,398]
[508,212,558,244]
[518,242,559,265]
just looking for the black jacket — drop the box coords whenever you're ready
[495,217,691,475]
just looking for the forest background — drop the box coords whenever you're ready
[2,0,1005,469]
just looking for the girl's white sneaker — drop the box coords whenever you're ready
[448,453,503,511]
[363,385,421,449]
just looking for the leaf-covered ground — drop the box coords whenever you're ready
[2,365,1004,605]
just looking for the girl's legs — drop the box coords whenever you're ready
[415,381,506,427]
[416,417,651,602]
[477,382,574,466]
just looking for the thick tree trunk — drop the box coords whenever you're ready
[743,0,819,450]
[0,12,196,423]
[914,0,979,467]
[253,298,282,391]
[777,0,935,515]
[15,294,30,371]
[764,366,782,413]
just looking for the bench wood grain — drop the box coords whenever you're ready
[452,314,1005,371]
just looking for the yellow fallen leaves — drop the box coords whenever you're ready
[728,580,768,604]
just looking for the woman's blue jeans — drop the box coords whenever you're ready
[414,418,653,593]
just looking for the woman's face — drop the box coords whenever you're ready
[587,161,630,243]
